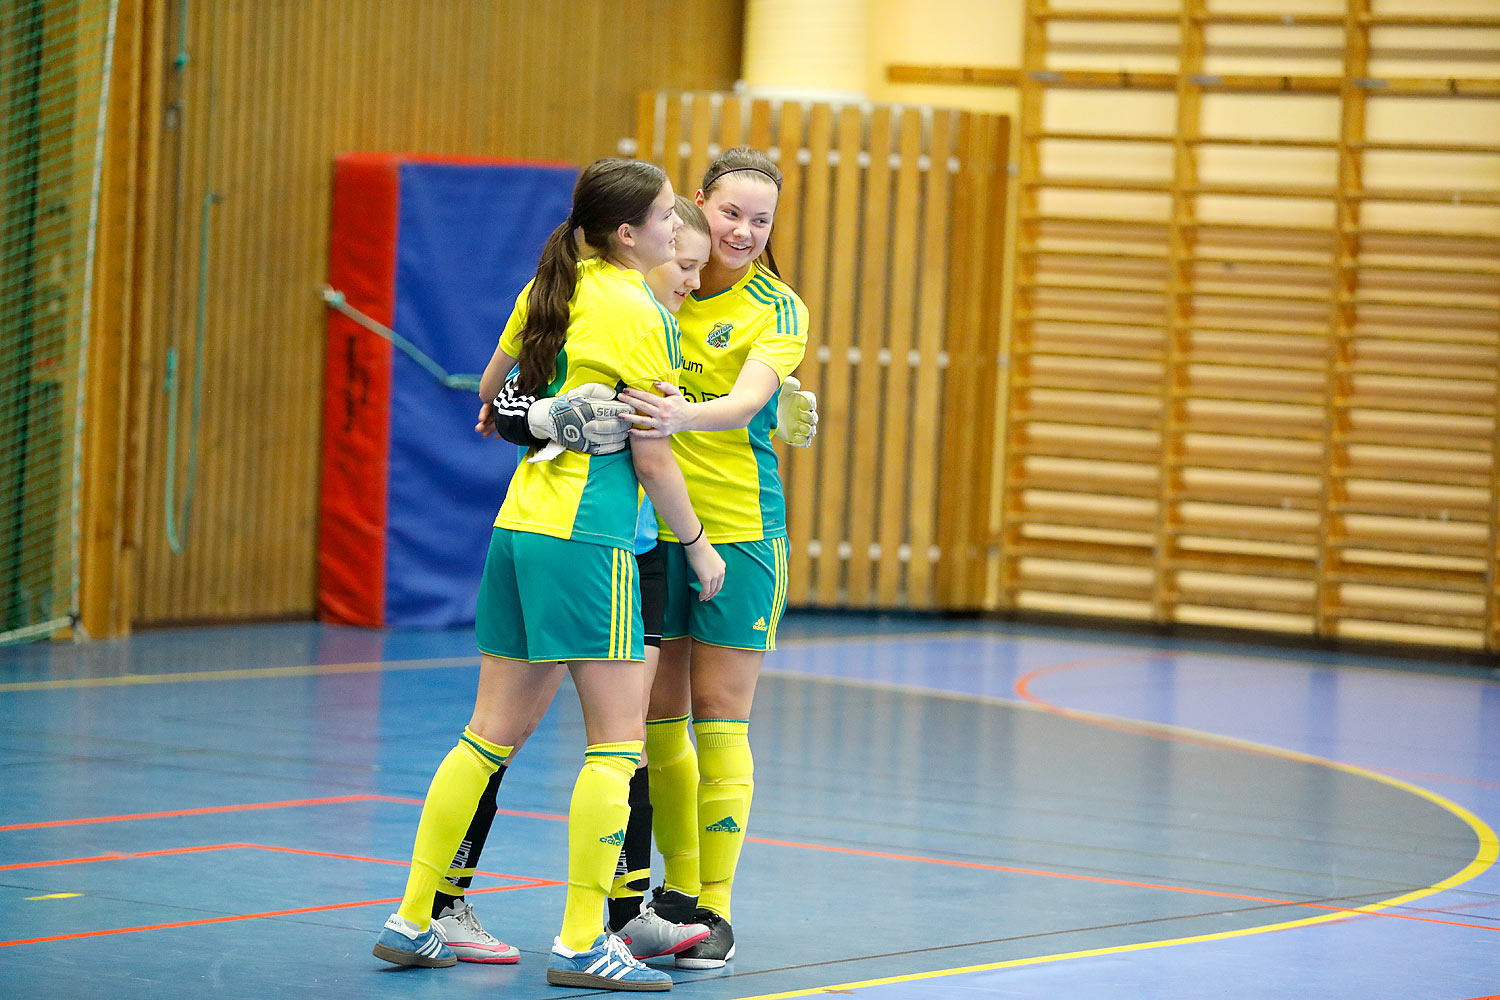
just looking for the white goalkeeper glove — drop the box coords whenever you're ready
[773,376,818,447]
[525,383,635,462]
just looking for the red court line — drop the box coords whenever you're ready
[0,882,556,950]
[0,795,383,832]
[1,842,554,888]
[746,836,1500,932]
[12,785,1493,946]
[0,843,561,949]
[0,794,566,833]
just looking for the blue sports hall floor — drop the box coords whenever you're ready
[2,612,1498,999]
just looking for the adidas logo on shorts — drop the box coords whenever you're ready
[752,617,768,632]
[706,816,740,833]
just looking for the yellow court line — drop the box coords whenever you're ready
[731,667,1500,1000]
[0,630,993,695]
[0,656,477,693]
[7,634,1496,996]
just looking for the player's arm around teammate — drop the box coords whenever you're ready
[372,158,718,993]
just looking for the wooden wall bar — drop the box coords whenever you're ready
[90,0,744,629]
[1002,0,1500,651]
[636,91,1009,610]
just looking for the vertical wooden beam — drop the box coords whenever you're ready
[812,105,865,604]
[875,107,924,606]
[1153,0,1205,623]
[687,93,713,197]
[971,112,1009,605]
[906,110,954,608]
[634,90,658,162]
[771,100,804,287]
[786,103,832,604]
[718,94,744,152]
[1318,0,1370,640]
[80,0,150,638]
[844,106,893,605]
[747,97,774,152]
[1001,0,1048,606]
[661,91,685,192]
[936,113,980,608]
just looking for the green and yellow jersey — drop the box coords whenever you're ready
[495,257,681,548]
[666,266,808,543]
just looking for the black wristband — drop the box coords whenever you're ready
[683,524,705,547]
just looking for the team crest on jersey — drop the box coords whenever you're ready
[705,321,733,349]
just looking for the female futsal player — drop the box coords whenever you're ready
[618,147,811,969]
[372,158,722,993]
[441,197,720,966]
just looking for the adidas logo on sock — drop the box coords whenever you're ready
[752,617,768,632]
[599,828,626,846]
[706,816,740,833]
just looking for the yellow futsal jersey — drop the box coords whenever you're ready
[495,257,682,548]
[666,265,808,543]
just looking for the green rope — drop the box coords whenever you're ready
[319,285,480,393]
[164,188,217,556]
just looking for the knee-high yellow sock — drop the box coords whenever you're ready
[397,729,511,928]
[694,719,752,922]
[645,714,700,896]
[559,740,642,951]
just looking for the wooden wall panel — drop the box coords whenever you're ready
[1003,0,1500,651]
[636,92,1009,610]
[121,0,744,625]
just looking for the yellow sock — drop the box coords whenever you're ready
[645,714,700,896]
[559,740,642,951]
[694,719,752,922]
[396,729,511,927]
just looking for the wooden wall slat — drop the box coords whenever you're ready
[936,113,980,608]
[747,98,773,151]
[813,107,866,604]
[116,1,744,626]
[785,103,833,605]
[770,101,809,600]
[631,94,1006,611]
[719,95,744,151]
[1007,0,1500,650]
[875,108,924,607]
[844,107,894,604]
[907,110,956,608]
[687,94,713,199]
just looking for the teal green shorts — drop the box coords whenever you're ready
[661,537,788,650]
[475,528,644,662]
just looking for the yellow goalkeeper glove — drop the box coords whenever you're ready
[773,376,818,447]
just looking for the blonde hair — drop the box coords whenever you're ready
[675,194,709,241]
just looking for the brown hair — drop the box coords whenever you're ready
[700,147,783,278]
[517,157,668,394]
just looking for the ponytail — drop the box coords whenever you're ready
[515,158,667,395]
[517,219,582,395]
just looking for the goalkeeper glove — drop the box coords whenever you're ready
[773,376,818,447]
[526,383,635,456]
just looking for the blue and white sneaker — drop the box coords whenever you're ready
[546,932,674,991]
[372,912,456,968]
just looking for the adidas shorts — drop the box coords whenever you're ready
[475,527,644,663]
[660,537,787,651]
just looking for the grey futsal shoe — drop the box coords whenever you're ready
[674,909,734,969]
